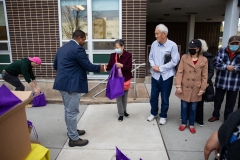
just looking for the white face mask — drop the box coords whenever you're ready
[114,48,122,54]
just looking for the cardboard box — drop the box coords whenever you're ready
[11,91,32,102]
[0,97,33,160]
[11,91,32,108]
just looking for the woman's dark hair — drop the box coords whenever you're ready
[114,39,125,47]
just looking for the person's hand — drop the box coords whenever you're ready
[197,90,204,96]
[204,131,220,160]
[152,66,160,72]
[36,86,41,92]
[100,64,107,72]
[34,88,40,95]
[116,63,123,68]
[227,65,235,71]
[176,87,182,93]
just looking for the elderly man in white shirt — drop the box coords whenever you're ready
[147,24,180,125]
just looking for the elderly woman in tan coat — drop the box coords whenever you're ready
[175,39,208,134]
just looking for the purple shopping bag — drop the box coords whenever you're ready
[116,147,130,160]
[33,92,46,107]
[0,84,22,116]
[106,64,125,100]
[27,120,38,141]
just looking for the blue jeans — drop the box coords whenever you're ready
[60,91,81,141]
[181,100,198,126]
[150,76,173,118]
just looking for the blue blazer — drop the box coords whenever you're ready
[53,40,100,93]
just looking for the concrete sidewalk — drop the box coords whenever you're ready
[25,85,238,160]
[57,104,168,160]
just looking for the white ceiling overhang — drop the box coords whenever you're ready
[147,0,228,22]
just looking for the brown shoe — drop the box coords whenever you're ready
[69,138,88,147]
[208,117,219,122]
[77,130,85,136]
[67,130,85,138]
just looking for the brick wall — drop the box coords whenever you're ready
[5,0,148,79]
[122,0,147,78]
[5,0,59,78]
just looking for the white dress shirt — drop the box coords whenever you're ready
[149,39,180,81]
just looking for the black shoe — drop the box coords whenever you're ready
[118,116,123,122]
[69,138,88,147]
[124,111,130,118]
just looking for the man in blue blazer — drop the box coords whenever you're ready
[53,30,106,147]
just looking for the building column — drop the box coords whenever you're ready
[222,0,240,47]
[186,15,195,53]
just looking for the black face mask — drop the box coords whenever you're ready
[188,49,197,55]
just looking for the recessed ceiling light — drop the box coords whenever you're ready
[186,12,197,15]
[174,8,181,11]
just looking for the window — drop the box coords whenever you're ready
[59,0,121,77]
[0,1,9,51]
[0,0,12,76]
[61,0,88,40]
[92,0,119,39]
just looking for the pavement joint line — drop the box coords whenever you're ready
[55,105,89,159]
[58,148,163,151]
[168,150,204,153]
[156,119,170,160]
[46,147,64,149]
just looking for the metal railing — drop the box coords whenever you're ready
[0,60,146,99]
[91,61,146,100]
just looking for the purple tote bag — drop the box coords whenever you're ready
[106,64,125,100]
[0,84,22,116]
[116,147,130,160]
[33,92,46,107]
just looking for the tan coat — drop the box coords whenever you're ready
[175,54,208,102]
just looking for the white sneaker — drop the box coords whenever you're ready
[147,114,157,122]
[159,118,167,125]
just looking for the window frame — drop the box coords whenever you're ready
[0,0,12,62]
[58,0,122,78]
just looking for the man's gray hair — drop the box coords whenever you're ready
[156,24,168,36]
[198,39,208,52]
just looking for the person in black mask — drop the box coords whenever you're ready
[175,39,208,134]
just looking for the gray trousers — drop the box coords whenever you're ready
[60,91,81,141]
[116,90,129,116]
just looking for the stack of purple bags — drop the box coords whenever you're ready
[0,84,22,116]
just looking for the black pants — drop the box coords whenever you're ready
[2,72,25,91]
[213,88,238,121]
[196,95,204,125]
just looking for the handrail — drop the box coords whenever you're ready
[81,59,136,96]
[92,62,146,99]
[0,60,146,100]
